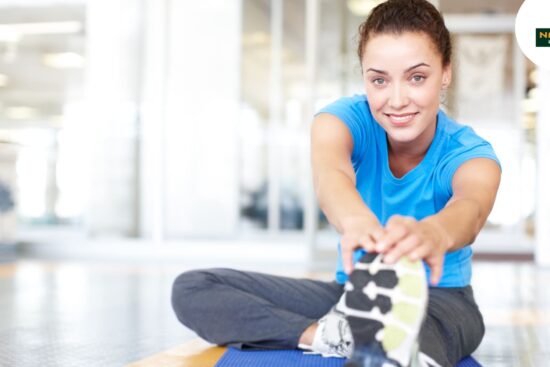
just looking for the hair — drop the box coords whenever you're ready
[357,0,452,67]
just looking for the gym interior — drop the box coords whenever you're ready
[0,0,548,366]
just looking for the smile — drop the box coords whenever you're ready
[385,113,418,125]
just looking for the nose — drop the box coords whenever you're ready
[389,83,409,110]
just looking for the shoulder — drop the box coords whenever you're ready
[315,94,375,166]
[439,112,484,146]
[316,94,372,121]
[435,111,501,195]
[437,111,495,154]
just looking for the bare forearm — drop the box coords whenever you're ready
[315,170,379,233]
[422,198,484,252]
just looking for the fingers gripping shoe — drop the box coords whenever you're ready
[298,309,354,358]
[336,253,428,367]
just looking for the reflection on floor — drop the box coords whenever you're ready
[470,262,550,366]
[0,257,548,367]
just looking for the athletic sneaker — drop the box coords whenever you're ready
[298,309,354,358]
[335,253,428,367]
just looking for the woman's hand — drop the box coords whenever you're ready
[374,215,451,285]
[340,215,386,275]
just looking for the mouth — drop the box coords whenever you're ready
[384,112,418,126]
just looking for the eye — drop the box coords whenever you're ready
[372,77,385,86]
[411,74,425,83]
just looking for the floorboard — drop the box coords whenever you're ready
[0,258,548,366]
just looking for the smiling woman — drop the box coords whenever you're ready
[361,32,449,150]
[310,0,501,365]
[172,1,501,367]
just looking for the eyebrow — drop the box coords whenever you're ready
[365,62,431,74]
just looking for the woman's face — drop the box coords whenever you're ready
[361,31,451,148]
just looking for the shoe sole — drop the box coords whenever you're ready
[336,253,428,367]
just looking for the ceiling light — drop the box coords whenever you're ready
[347,0,440,17]
[49,115,64,128]
[5,106,37,120]
[0,27,18,42]
[243,32,270,46]
[0,74,8,87]
[0,21,82,42]
[347,0,385,16]
[43,52,84,69]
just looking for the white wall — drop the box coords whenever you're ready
[140,0,241,238]
[84,0,143,236]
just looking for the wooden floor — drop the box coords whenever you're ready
[127,339,226,367]
[1,257,549,366]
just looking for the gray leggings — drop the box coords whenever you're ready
[171,268,485,367]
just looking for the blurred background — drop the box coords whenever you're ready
[0,0,549,366]
[0,0,546,264]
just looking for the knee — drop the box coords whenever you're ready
[171,269,218,327]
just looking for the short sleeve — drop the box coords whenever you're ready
[437,130,501,197]
[315,95,372,166]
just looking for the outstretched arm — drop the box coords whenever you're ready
[311,113,384,274]
[375,158,501,284]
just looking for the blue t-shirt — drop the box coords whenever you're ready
[317,94,500,288]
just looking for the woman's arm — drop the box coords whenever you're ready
[424,158,501,251]
[311,113,384,273]
[376,158,501,284]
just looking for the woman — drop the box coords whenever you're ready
[172,1,500,366]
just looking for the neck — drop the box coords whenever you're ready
[387,120,437,160]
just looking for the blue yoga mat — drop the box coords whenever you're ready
[214,348,482,367]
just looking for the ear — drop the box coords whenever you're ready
[441,64,452,90]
